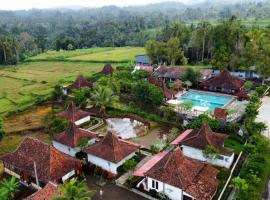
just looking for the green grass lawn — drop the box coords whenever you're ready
[224,135,244,154]
[0,61,105,116]
[68,47,145,62]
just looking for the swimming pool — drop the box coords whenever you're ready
[178,91,233,111]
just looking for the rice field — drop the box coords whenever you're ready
[0,61,105,115]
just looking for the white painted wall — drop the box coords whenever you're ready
[75,116,90,126]
[87,152,136,174]
[53,139,96,157]
[182,145,234,168]
[145,177,196,200]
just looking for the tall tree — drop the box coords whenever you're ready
[166,37,187,65]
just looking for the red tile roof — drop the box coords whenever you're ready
[214,108,228,120]
[178,123,233,155]
[200,70,245,90]
[53,122,97,148]
[146,148,220,200]
[85,132,140,163]
[153,66,186,79]
[67,75,93,90]
[57,101,89,123]
[25,182,59,200]
[101,64,114,76]
[235,88,250,100]
[0,137,83,184]
[147,77,175,99]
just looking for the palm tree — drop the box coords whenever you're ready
[91,86,118,115]
[0,176,20,200]
[53,178,95,200]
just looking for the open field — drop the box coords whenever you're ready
[0,61,105,116]
[29,47,145,63]
[68,47,145,62]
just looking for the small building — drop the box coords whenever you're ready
[0,137,83,189]
[24,182,59,200]
[171,123,234,168]
[200,69,245,94]
[101,64,114,76]
[64,75,93,95]
[57,101,90,125]
[135,55,151,66]
[53,122,97,157]
[133,65,154,74]
[84,132,140,174]
[134,147,220,200]
[152,66,186,82]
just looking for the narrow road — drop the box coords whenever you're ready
[256,96,270,200]
[256,96,270,138]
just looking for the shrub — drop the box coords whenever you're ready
[44,111,68,136]
[123,159,137,171]
[256,85,267,97]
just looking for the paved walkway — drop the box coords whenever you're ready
[256,96,270,139]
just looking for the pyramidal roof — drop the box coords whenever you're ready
[67,75,93,90]
[57,101,89,123]
[0,137,83,184]
[146,147,220,200]
[85,132,140,163]
[200,69,245,90]
[53,121,96,148]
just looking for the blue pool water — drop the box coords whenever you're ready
[178,91,233,111]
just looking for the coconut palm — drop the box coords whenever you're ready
[53,178,95,200]
[91,86,118,115]
[0,176,20,200]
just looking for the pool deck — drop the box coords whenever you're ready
[169,89,236,114]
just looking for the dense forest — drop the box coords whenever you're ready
[0,0,269,65]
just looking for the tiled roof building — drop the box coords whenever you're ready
[24,182,59,200]
[0,137,83,185]
[101,64,114,76]
[67,75,93,91]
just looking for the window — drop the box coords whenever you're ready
[217,155,224,160]
[152,180,159,190]
[225,158,229,162]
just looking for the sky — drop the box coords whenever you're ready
[0,0,196,10]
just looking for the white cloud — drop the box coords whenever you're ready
[0,0,190,10]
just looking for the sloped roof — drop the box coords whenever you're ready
[200,70,245,90]
[235,88,250,100]
[177,123,233,155]
[153,66,185,79]
[145,148,220,200]
[25,182,59,200]
[85,132,140,163]
[57,101,89,123]
[0,137,83,184]
[147,76,175,99]
[67,75,93,90]
[101,64,114,75]
[53,122,97,148]
[214,108,228,120]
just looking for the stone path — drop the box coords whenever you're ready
[116,152,152,185]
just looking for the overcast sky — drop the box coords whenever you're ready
[0,0,199,10]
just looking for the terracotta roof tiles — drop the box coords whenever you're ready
[85,132,140,163]
[24,182,59,200]
[67,75,93,90]
[101,64,114,76]
[0,137,83,184]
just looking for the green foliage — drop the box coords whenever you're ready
[72,88,91,108]
[244,81,254,91]
[186,114,221,131]
[52,178,95,200]
[0,118,5,141]
[182,68,202,86]
[91,86,118,114]
[256,85,267,97]
[0,176,20,200]
[133,80,164,107]
[203,145,219,159]
[51,85,64,101]
[166,37,187,65]
[132,70,150,80]
[44,111,68,136]
[123,159,137,171]
[78,138,89,150]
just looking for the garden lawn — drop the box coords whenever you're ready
[224,137,244,154]
[68,47,145,62]
[0,61,105,116]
